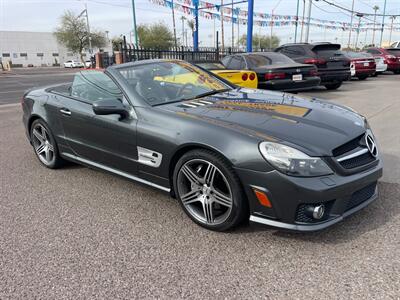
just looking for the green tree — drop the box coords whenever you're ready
[239,34,280,50]
[187,19,195,39]
[137,23,174,49]
[54,10,107,63]
[111,36,123,51]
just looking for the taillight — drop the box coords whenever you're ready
[265,72,286,80]
[309,69,318,76]
[385,55,396,61]
[241,73,248,81]
[304,58,326,65]
[249,73,256,81]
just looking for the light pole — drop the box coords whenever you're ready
[270,0,283,49]
[300,0,306,42]
[379,0,387,47]
[221,0,225,52]
[372,5,379,46]
[304,0,312,43]
[347,0,355,48]
[231,0,234,48]
[131,0,138,47]
[171,0,177,48]
[294,0,300,42]
[389,16,396,45]
[355,13,364,50]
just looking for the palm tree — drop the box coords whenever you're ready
[187,19,195,46]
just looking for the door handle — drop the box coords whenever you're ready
[60,108,71,116]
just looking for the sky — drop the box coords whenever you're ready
[0,0,399,47]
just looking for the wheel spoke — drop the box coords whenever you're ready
[45,147,51,162]
[35,143,46,155]
[181,165,201,184]
[204,163,217,186]
[47,143,54,152]
[32,128,45,143]
[212,189,232,208]
[202,200,214,224]
[181,189,200,205]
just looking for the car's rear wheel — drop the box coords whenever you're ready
[324,81,342,90]
[394,70,400,74]
[173,149,248,231]
[30,119,64,169]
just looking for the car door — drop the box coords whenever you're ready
[58,70,139,175]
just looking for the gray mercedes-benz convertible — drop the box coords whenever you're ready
[22,59,382,231]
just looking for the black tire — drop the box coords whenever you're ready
[394,70,400,74]
[173,149,248,231]
[30,119,65,169]
[324,82,342,90]
[372,72,378,77]
[357,75,368,80]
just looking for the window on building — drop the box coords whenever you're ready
[52,53,59,57]
[37,53,44,57]
[20,53,28,57]
[2,53,10,57]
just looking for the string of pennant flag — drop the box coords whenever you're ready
[149,0,400,32]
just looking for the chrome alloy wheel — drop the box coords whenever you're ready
[177,159,233,226]
[31,123,55,166]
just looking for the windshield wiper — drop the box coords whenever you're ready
[184,88,232,101]
[153,89,232,106]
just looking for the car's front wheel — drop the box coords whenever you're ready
[30,119,64,169]
[324,81,342,90]
[357,75,368,80]
[173,149,248,231]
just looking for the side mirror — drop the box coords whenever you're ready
[92,99,129,119]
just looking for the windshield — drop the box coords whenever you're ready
[247,53,294,67]
[118,61,231,106]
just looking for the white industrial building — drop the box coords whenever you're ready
[0,31,83,67]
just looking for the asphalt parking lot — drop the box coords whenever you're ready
[0,69,399,299]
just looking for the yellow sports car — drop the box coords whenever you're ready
[194,61,258,89]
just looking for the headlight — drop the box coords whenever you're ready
[259,142,333,177]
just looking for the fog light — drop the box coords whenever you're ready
[312,205,325,220]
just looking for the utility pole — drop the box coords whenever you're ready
[300,0,306,42]
[221,0,225,52]
[389,16,396,45]
[131,0,138,46]
[84,3,92,53]
[304,0,312,43]
[294,0,300,43]
[270,0,283,49]
[355,13,363,49]
[231,0,234,48]
[379,0,387,47]
[347,0,355,49]
[372,5,379,46]
[78,3,92,54]
[171,0,177,48]
[237,8,240,47]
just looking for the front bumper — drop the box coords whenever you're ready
[235,159,383,231]
[258,76,320,92]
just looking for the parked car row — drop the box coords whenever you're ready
[201,42,399,92]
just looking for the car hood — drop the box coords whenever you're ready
[159,89,366,156]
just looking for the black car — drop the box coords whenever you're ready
[221,52,320,92]
[22,59,382,232]
[275,43,351,90]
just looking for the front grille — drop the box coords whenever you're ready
[339,152,376,169]
[346,182,377,211]
[333,133,377,170]
[332,134,363,157]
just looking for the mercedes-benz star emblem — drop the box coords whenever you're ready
[365,133,378,158]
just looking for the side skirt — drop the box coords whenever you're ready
[62,152,171,193]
